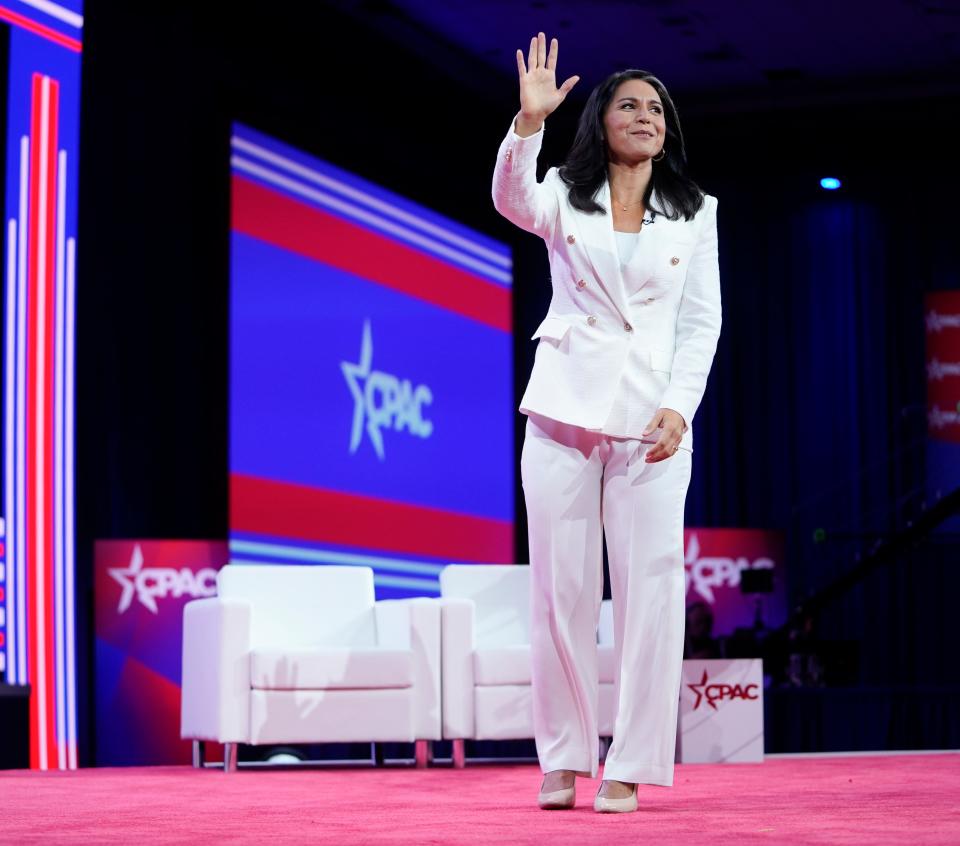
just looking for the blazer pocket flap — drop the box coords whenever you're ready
[531,316,572,342]
[650,348,673,373]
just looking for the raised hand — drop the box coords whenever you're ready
[515,32,579,134]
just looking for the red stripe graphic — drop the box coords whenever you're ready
[26,72,41,769]
[0,5,82,52]
[43,78,60,770]
[25,73,61,769]
[231,474,514,563]
[231,175,511,333]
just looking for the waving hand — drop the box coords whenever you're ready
[515,32,579,136]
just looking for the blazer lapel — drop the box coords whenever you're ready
[628,188,699,294]
[571,179,629,321]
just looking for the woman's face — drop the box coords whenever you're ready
[602,78,666,164]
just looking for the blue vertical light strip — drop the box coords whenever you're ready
[1,0,82,768]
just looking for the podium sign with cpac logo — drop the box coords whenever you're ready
[94,540,227,765]
[678,658,764,763]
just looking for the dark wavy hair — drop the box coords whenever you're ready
[558,69,704,221]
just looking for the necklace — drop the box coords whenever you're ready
[612,194,645,212]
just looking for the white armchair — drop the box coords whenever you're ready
[181,564,441,771]
[439,564,616,767]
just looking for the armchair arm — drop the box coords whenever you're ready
[439,597,476,739]
[375,599,441,740]
[180,597,251,743]
[374,599,413,648]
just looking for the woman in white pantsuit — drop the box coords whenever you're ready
[492,33,721,813]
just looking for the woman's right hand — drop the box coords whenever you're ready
[515,32,579,136]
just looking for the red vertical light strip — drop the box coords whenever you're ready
[24,72,61,770]
[43,79,60,769]
[25,72,42,769]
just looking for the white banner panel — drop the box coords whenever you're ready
[678,658,764,763]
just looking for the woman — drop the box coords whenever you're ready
[492,33,721,813]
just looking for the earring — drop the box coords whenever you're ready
[653,147,666,162]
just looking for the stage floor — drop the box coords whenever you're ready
[0,752,957,844]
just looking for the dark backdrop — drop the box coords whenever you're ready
[75,2,960,762]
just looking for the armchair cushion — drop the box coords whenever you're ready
[251,647,413,690]
[473,644,616,686]
[473,645,531,686]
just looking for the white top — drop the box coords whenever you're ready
[601,220,685,443]
[614,229,640,266]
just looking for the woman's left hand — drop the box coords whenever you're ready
[642,408,687,463]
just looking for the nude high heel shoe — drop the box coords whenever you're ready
[593,781,638,813]
[538,774,576,810]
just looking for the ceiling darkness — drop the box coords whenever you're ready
[334,0,960,113]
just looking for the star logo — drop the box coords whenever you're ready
[684,532,776,604]
[341,319,382,458]
[340,320,435,461]
[684,533,712,600]
[687,669,716,711]
[108,544,153,614]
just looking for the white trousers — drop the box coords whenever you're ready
[520,412,692,786]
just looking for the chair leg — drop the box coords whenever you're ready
[452,739,466,769]
[414,740,433,768]
[192,740,205,769]
[223,742,238,773]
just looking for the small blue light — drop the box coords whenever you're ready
[820,177,841,190]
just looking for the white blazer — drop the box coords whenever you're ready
[492,116,722,451]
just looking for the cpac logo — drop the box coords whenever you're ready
[340,320,434,461]
[108,544,217,615]
[928,404,960,430]
[684,533,775,604]
[926,358,960,381]
[687,669,759,711]
[925,310,960,333]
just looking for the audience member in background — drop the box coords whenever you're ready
[684,601,721,659]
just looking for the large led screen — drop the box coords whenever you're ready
[229,124,514,597]
[1,0,83,770]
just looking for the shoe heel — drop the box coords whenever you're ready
[538,785,576,810]
[593,784,638,813]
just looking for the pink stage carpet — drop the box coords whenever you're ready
[0,754,958,844]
